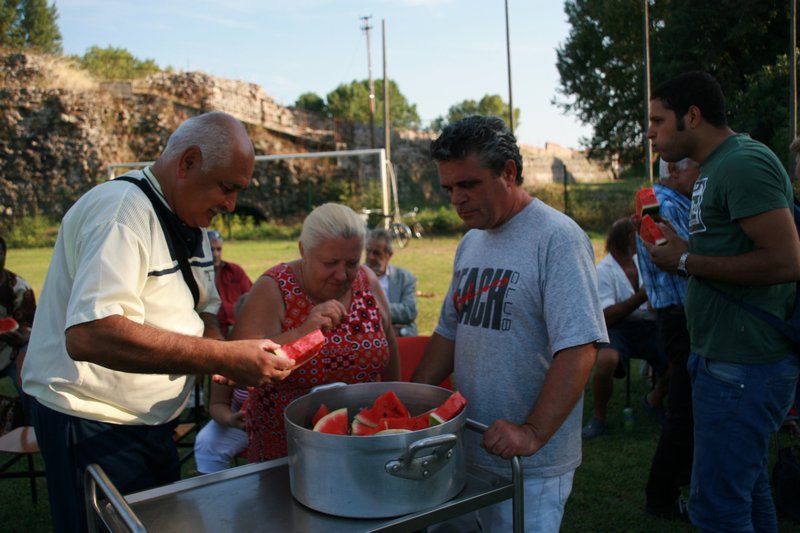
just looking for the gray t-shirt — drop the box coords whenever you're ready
[436,198,607,476]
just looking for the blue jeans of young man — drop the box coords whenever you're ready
[687,352,799,533]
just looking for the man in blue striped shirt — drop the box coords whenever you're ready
[636,157,699,520]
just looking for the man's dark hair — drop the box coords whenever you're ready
[605,218,635,257]
[430,115,523,184]
[0,236,6,254]
[651,71,727,129]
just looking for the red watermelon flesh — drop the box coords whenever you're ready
[379,416,430,431]
[0,317,18,334]
[429,391,468,426]
[312,407,349,435]
[369,390,410,419]
[311,403,330,427]
[635,188,660,221]
[639,215,667,246]
[279,329,325,368]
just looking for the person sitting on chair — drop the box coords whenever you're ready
[582,218,669,440]
[365,228,418,337]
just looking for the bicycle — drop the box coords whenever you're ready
[360,208,412,248]
[403,207,424,240]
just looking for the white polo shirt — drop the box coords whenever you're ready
[22,168,221,424]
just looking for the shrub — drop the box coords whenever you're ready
[4,216,59,248]
[532,179,649,233]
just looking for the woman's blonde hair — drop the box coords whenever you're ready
[299,203,366,251]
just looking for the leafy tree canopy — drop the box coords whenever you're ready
[0,0,62,53]
[78,45,160,80]
[325,79,420,129]
[555,0,793,171]
[295,92,327,114]
[430,94,520,133]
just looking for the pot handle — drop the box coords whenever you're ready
[385,434,458,481]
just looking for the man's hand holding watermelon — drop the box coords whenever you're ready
[646,220,689,275]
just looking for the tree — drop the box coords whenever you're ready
[79,46,160,80]
[430,94,520,132]
[555,0,792,172]
[325,79,420,129]
[295,92,327,115]
[0,0,62,53]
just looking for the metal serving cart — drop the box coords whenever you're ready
[85,420,524,532]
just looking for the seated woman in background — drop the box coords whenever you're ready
[193,383,249,473]
[231,203,400,461]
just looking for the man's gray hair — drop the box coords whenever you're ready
[300,203,366,251]
[368,228,394,255]
[659,158,696,180]
[161,112,249,171]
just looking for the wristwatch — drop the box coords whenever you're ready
[677,252,690,277]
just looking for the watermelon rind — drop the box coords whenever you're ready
[312,407,348,435]
[374,429,412,435]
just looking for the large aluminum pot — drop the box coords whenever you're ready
[284,381,466,518]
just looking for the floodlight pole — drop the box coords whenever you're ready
[382,19,391,162]
[643,0,653,184]
[361,15,377,149]
[505,0,515,135]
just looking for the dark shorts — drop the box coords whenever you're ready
[603,316,667,377]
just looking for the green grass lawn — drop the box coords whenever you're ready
[1,236,795,531]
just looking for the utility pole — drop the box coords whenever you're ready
[361,15,377,148]
[382,19,391,161]
[505,0,515,135]
[643,0,653,184]
[791,0,797,166]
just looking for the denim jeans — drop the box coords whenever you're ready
[687,352,799,533]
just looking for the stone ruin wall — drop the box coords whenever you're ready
[0,50,613,225]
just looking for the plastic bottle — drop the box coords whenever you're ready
[623,407,634,431]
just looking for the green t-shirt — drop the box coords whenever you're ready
[686,134,795,363]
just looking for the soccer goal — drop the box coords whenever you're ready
[108,147,400,229]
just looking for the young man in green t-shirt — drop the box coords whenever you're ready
[647,71,800,532]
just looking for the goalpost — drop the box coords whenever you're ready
[107,148,401,228]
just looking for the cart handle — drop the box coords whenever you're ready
[466,418,525,533]
[85,464,147,533]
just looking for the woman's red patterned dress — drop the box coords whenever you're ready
[245,263,389,461]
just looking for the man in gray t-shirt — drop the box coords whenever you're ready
[414,116,607,533]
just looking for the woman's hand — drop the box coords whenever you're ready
[305,300,347,331]
[228,409,247,430]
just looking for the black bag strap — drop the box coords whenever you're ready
[696,201,800,345]
[699,279,800,344]
[114,175,200,307]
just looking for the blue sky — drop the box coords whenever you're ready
[54,0,592,149]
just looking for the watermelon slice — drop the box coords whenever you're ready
[368,390,410,419]
[635,188,660,221]
[379,416,430,431]
[429,391,468,426]
[639,215,667,246]
[278,329,325,368]
[311,403,330,427]
[351,418,383,436]
[312,407,348,435]
[354,407,380,428]
[0,317,18,334]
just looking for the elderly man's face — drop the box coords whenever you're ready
[174,144,254,228]
[365,238,392,277]
[210,238,223,268]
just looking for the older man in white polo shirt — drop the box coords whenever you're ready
[22,112,295,533]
